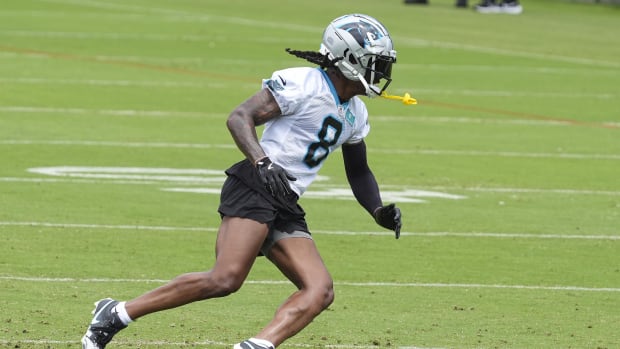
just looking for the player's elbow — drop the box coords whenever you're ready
[227,108,255,134]
[226,110,242,132]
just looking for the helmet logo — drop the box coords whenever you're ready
[338,21,383,48]
[366,32,376,43]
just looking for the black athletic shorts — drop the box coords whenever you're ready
[218,159,309,234]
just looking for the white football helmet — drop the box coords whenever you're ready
[320,14,396,97]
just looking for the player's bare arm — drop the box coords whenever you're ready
[226,88,282,164]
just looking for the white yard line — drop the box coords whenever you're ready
[1,105,617,128]
[0,29,214,42]
[1,139,619,161]
[0,51,258,66]
[0,221,617,240]
[0,338,410,349]
[0,221,217,232]
[2,176,620,197]
[0,176,183,185]
[0,29,317,46]
[0,275,618,293]
[0,51,295,67]
[0,77,227,88]
[400,87,615,99]
[0,140,236,149]
[373,115,572,126]
[0,76,614,99]
[426,186,620,197]
[0,106,225,118]
[395,63,620,76]
[372,148,620,161]
[1,50,615,77]
[399,37,620,69]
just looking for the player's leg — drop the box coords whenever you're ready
[125,216,268,317]
[239,235,334,348]
[82,216,269,349]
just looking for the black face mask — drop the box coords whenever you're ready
[364,55,395,94]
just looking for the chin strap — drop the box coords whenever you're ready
[381,92,417,105]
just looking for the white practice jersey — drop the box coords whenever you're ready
[261,67,370,196]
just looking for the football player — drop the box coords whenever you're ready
[82,13,402,349]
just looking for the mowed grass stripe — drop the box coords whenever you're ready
[1,18,617,69]
[3,3,619,72]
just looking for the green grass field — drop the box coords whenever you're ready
[1,0,619,348]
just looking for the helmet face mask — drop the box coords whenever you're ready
[320,14,396,97]
[364,54,394,88]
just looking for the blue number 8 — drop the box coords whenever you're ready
[303,116,343,168]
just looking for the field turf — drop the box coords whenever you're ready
[0,0,619,348]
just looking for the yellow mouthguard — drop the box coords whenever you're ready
[380,92,417,105]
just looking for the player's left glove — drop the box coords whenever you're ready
[374,203,402,239]
[256,157,297,198]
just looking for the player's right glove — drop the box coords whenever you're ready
[374,203,402,239]
[256,157,297,198]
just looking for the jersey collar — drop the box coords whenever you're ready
[318,68,349,108]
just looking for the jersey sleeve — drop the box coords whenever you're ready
[262,69,308,116]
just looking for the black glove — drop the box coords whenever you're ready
[256,157,297,197]
[374,203,402,239]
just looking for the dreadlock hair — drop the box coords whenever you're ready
[285,48,343,69]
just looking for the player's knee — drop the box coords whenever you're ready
[204,270,244,297]
[305,280,334,315]
[174,270,244,299]
[321,281,335,310]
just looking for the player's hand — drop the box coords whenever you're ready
[374,203,402,239]
[256,157,297,197]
